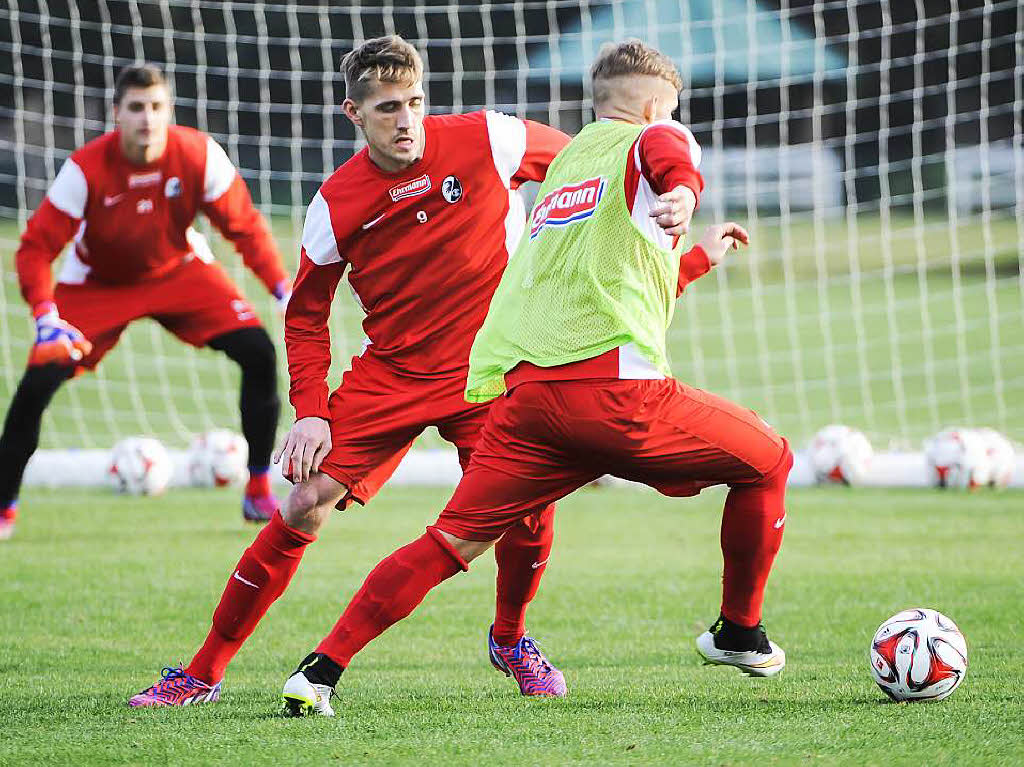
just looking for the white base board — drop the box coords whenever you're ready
[20,448,1024,490]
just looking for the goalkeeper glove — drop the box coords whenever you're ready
[272,279,292,314]
[29,302,92,367]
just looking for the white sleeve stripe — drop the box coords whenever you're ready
[638,119,703,170]
[46,159,87,219]
[301,190,342,265]
[203,136,237,202]
[485,110,527,189]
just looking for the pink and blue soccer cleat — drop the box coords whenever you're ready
[242,493,279,524]
[128,666,221,707]
[487,625,567,697]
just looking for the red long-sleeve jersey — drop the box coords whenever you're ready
[286,111,570,420]
[15,125,287,310]
[619,119,708,294]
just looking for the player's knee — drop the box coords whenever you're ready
[762,439,794,488]
[281,481,331,533]
[210,327,277,382]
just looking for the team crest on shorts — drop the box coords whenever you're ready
[441,175,463,204]
[164,177,182,198]
[529,176,606,240]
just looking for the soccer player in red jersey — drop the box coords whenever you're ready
[273,40,793,711]
[129,36,572,709]
[0,65,290,540]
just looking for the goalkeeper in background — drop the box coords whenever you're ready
[0,64,291,539]
[275,39,793,711]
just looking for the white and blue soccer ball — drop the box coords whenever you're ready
[975,427,1016,489]
[108,437,172,496]
[188,429,248,488]
[808,424,873,486]
[869,608,968,702]
[924,428,990,489]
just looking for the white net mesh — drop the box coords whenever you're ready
[1,0,1021,454]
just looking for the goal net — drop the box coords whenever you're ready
[1,1,1021,476]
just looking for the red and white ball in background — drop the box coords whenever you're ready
[975,427,1017,489]
[807,424,874,486]
[108,437,172,496]
[188,429,248,488]
[869,608,968,702]
[923,428,990,489]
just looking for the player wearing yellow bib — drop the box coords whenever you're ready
[279,40,793,709]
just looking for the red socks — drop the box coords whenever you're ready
[245,469,271,498]
[316,527,467,668]
[186,511,316,684]
[719,446,794,627]
[492,504,555,646]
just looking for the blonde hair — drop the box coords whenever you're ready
[341,35,423,103]
[590,39,683,106]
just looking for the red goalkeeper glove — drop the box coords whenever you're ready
[29,302,92,367]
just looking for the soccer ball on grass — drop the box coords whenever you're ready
[188,429,248,487]
[975,427,1016,488]
[108,437,172,496]
[807,424,873,486]
[869,608,967,702]
[924,428,990,489]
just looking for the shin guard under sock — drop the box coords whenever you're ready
[186,511,315,684]
[720,445,794,627]
[492,504,555,646]
[316,527,468,668]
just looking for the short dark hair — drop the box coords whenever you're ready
[341,36,423,103]
[113,64,167,105]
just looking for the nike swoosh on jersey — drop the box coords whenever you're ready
[103,193,125,207]
[361,213,387,230]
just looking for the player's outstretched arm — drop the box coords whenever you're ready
[199,137,290,306]
[16,161,94,366]
[273,417,331,483]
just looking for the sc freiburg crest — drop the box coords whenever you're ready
[441,175,463,204]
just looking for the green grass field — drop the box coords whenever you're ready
[1,484,1021,765]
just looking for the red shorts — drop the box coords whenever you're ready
[318,354,492,507]
[54,258,261,371]
[437,377,789,541]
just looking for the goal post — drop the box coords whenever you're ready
[0,1,1020,486]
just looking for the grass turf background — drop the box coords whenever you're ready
[1,484,1021,765]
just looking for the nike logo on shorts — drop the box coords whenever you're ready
[773,515,786,529]
[531,559,549,569]
[232,570,259,589]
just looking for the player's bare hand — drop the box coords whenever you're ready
[649,185,697,237]
[273,416,331,483]
[698,222,750,266]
